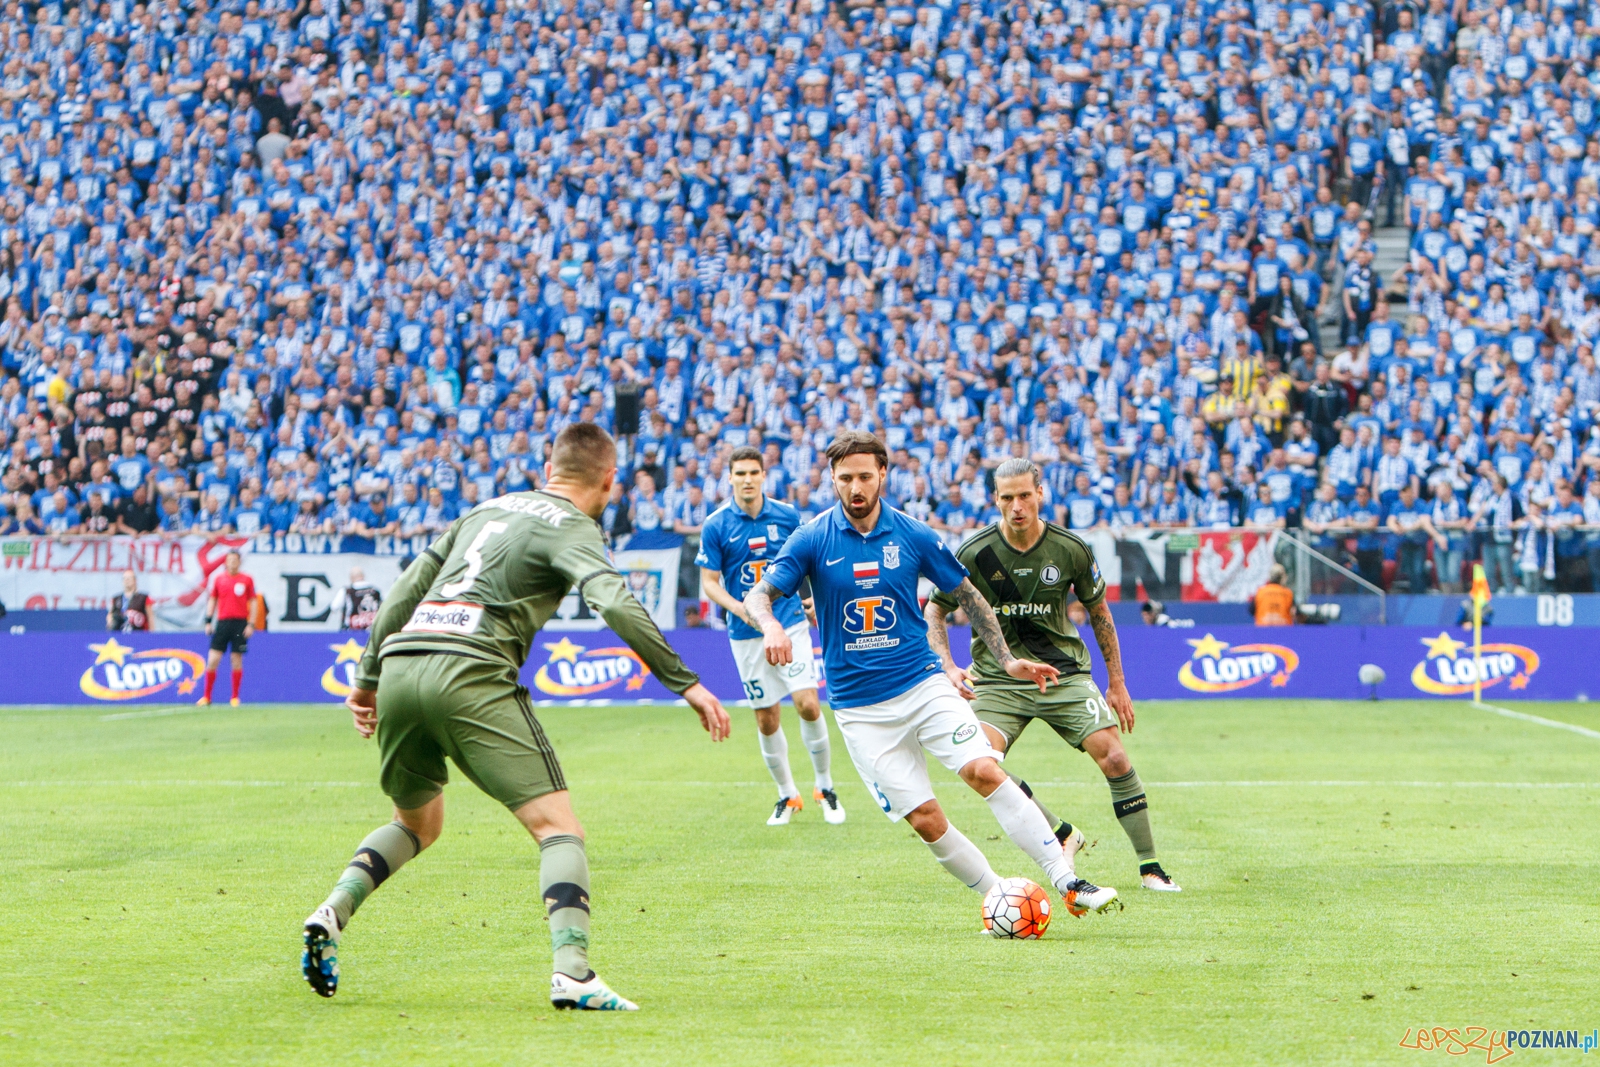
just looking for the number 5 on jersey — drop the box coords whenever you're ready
[439,521,509,598]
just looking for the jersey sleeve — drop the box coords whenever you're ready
[927,538,975,611]
[915,522,969,594]
[551,524,701,694]
[760,521,813,598]
[1071,538,1107,607]
[355,521,461,690]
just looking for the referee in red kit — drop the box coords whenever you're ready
[200,550,256,706]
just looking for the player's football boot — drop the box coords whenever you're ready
[551,971,639,1011]
[815,788,846,824]
[1061,878,1122,917]
[196,697,211,707]
[301,903,341,997]
[229,698,241,707]
[1140,862,1182,892]
[767,796,802,825]
[1057,823,1087,859]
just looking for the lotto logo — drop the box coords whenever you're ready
[843,596,897,634]
[740,559,770,586]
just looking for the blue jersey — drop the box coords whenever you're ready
[695,498,806,640]
[763,504,968,709]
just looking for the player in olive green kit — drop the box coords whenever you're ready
[301,425,732,1011]
[927,458,1180,892]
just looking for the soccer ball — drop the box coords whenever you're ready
[981,878,1052,939]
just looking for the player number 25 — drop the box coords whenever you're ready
[439,521,509,598]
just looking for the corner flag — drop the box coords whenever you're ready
[1469,565,1490,703]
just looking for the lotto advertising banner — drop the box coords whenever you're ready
[1080,530,1280,604]
[0,625,1592,705]
[0,535,405,632]
[0,629,741,706]
[1107,625,1583,702]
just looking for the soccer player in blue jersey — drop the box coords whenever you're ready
[698,447,844,827]
[745,431,1120,916]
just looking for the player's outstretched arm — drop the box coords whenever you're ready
[1087,599,1135,732]
[576,567,729,741]
[345,525,463,735]
[700,568,752,627]
[923,599,975,698]
[744,579,793,666]
[950,579,1059,693]
[352,523,462,695]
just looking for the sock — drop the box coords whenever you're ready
[1107,769,1157,862]
[1010,774,1069,838]
[540,833,592,981]
[984,778,1076,893]
[203,669,216,701]
[798,716,833,791]
[230,667,243,702]
[323,821,422,929]
[925,824,999,895]
[758,726,798,798]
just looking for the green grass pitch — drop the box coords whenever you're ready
[2,697,1598,1066]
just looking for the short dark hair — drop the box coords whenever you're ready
[825,430,888,470]
[729,446,764,469]
[550,423,618,484]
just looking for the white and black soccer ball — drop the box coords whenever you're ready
[981,877,1052,940]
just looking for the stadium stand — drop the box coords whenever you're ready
[0,0,1598,598]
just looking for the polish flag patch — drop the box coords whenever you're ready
[747,537,767,552]
[854,561,879,579]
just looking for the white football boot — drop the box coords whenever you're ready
[1061,878,1122,917]
[1140,863,1182,892]
[815,788,846,824]
[301,903,341,997]
[767,796,802,825]
[550,972,639,1011]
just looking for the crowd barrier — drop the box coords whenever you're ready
[2,625,1591,705]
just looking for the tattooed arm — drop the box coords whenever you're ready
[949,578,1060,693]
[923,598,975,698]
[1088,598,1136,732]
[744,579,794,666]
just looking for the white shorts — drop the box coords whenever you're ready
[833,674,1000,822]
[730,622,818,707]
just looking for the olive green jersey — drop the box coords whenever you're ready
[355,490,699,694]
[930,521,1105,688]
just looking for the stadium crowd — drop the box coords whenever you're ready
[0,0,1599,598]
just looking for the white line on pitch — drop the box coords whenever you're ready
[3,780,369,788]
[99,705,219,721]
[1472,701,1600,740]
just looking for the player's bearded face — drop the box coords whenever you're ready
[833,456,883,520]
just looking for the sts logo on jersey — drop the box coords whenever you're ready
[843,596,900,652]
[740,559,771,587]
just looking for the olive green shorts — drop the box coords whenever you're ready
[375,652,566,812]
[971,675,1118,752]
